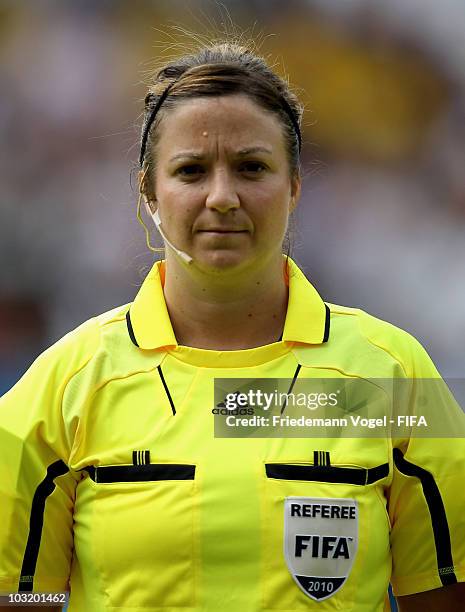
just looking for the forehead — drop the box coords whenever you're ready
[155,94,287,156]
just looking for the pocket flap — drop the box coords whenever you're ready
[83,463,196,483]
[265,463,389,485]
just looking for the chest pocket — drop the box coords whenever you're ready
[261,456,391,611]
[80,462,198,609]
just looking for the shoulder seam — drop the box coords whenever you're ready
[96,303,131,329]
[356,314,408,377]
[65,317,101,387]
[100,311,128,328]
[60,317,101,434]
[327,304,410,377]
[325,303,359,316]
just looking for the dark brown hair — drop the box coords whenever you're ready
[139,42,303,195]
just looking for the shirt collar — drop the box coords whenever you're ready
[126,257,329,350]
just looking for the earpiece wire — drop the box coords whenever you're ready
[137,165,164,255]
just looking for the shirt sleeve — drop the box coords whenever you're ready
[387,334,465,596]
[0,319,98,594]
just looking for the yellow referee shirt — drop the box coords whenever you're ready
[0,258,464,611]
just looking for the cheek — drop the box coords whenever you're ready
[252,209,289,247]
[164,203,199,243]
[159,183,198,233]
[253,190,290,234]
[165,205,193,226]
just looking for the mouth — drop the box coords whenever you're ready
[198,229,248,234]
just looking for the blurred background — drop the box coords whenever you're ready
[1,0,464,394]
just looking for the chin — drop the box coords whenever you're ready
[197,250,253,274]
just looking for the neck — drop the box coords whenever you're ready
[162,252,289,350]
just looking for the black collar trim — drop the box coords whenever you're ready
[126,310,139,347]
[323,304,330,343]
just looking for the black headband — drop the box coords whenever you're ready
[139,80,302,167]
[139,81,177,167]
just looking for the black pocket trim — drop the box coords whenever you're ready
[393,448,457,586]
[84,463,195,484]
[265,462,389,485]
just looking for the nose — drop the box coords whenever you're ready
[205,168,240,213]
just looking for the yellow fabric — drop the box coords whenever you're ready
[0,258,464,611]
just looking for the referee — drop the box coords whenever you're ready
[1,41,464,611]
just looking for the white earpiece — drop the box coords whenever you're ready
[145,200,193,265]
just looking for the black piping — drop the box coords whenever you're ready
[280,364,302,415]
[393,448,457,586]
[265,462,389,486]
[126,310,139,347]
[18,460,69,592]
[157,365,176,415]
[323,304,330,343]
[83,463,195,483]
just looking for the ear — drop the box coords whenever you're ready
[289,173,301,213]
[139,168,157,215]
[138,169,147,195]
[139,166,156,198]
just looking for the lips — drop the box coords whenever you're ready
[198,229,248,233]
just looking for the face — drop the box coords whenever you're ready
[145,94,300,274]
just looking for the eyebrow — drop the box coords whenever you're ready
[236,146,273,156]
[169,152,204,163]
[169,146,273,163]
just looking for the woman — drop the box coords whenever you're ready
[0,42,464,611]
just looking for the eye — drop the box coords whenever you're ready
[176,164,205,178]
[239,161,267,174]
